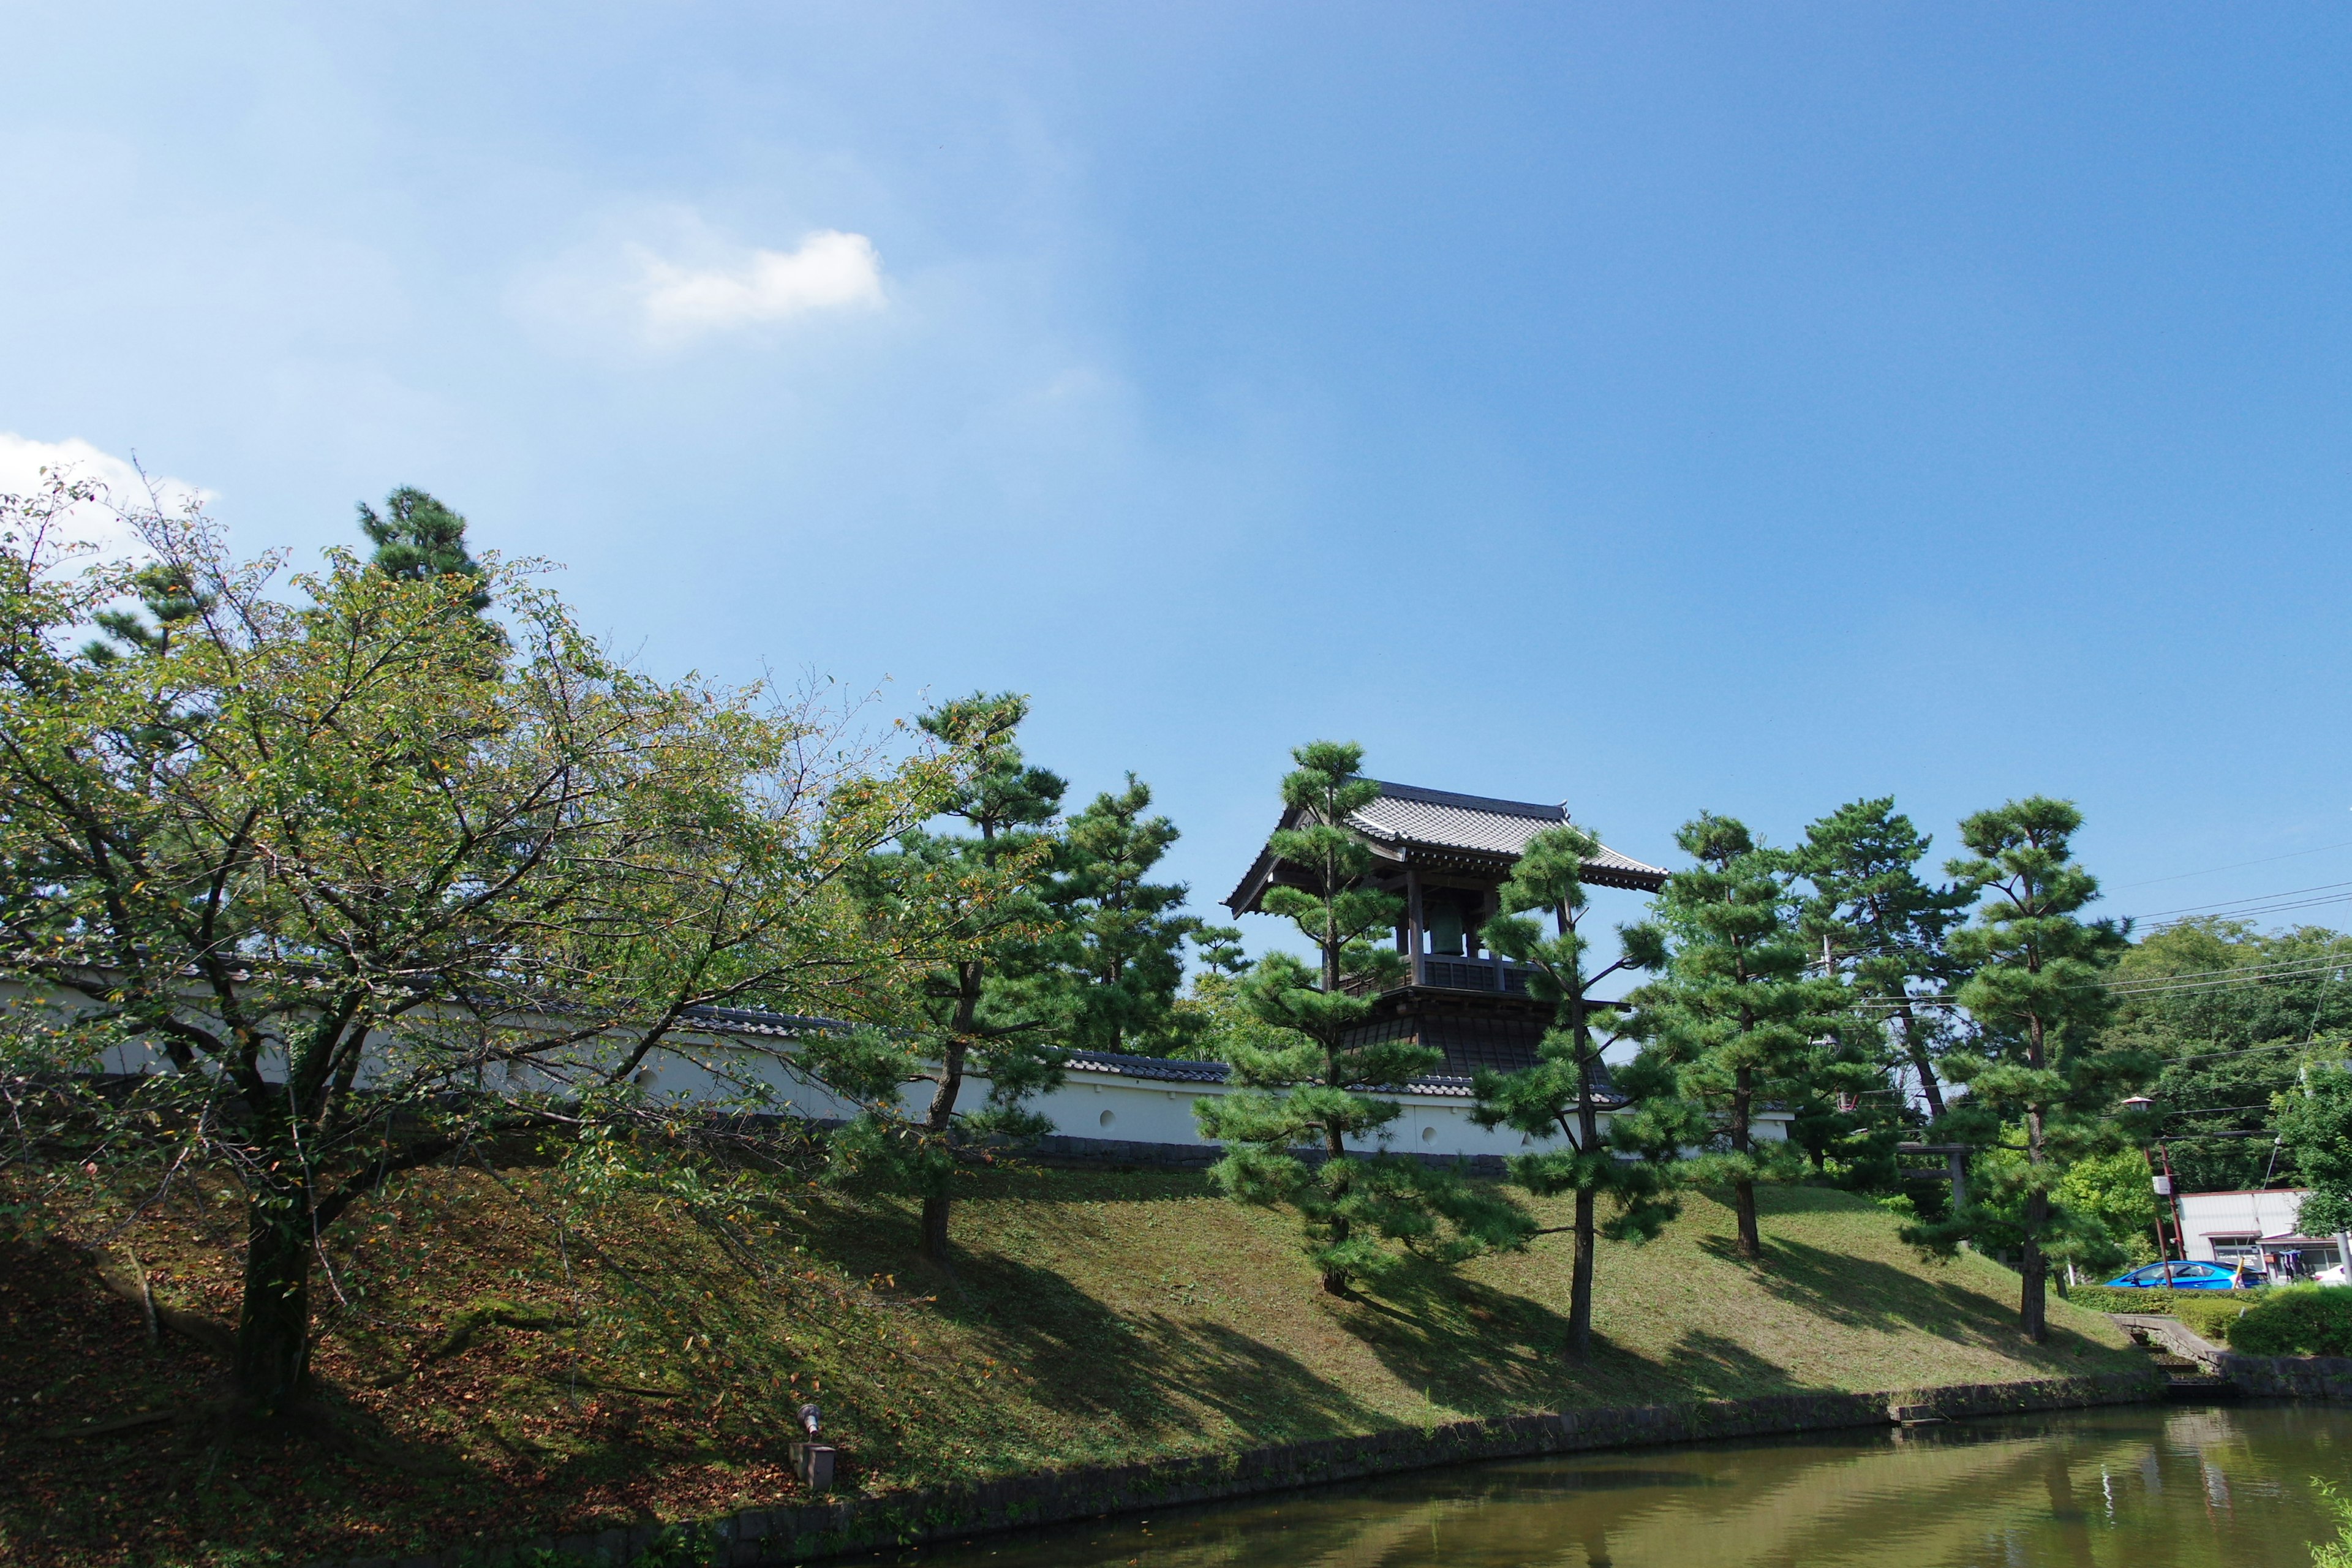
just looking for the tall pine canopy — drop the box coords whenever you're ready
[1197,741,1530,1295]
[809,692,1072,1263]
[1916,797,2139,1342]
[1470,824,1687,1354]
[1797,797,1975,1121]
[356,486,490,610]
[1621,813,1845,1262]
[1049,775,1202,1056]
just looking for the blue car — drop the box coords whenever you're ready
[2103,1261,2242,1290]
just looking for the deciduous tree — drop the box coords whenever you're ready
[0,478,971,1416]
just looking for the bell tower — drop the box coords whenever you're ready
[1224,780,1666,1077]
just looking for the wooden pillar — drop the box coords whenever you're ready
[1405,865,1425,986]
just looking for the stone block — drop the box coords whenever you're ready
[790,1442,837,1492]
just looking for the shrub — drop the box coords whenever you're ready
[2228,1286,2352,1357]
[2062,1284,2262,1316]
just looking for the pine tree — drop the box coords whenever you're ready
[1469,824,1691,1354]
[356,486,490,610]
[1620,813,1845,1262]
[1050,774,1200,1055]
[813,692,1071,1264]
[1918,797,2137,1342]
[1196,741,1532,1295]
[1796,797,1976,1120]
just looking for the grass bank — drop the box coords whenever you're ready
[1,1163,2144,1566]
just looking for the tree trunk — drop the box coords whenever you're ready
[1321,1115,1350,1296]
[234,1199,313,1414]
[2021,1012,2048,1343]
[1732,1068,1761,1261]
[1894,1002,1947,1120]
[1569,1188,1597,1354]
[918,968,980,1266]
[918,1195,953,1264]
[1569,999,1600,1354]
[2019,1187,2049,1343]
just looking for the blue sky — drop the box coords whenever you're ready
[5,4,2350,957]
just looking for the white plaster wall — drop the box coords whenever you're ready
[915,1065,1791,1163]
[5,979,1791,1163]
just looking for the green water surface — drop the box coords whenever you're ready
[882,1403,2352,1567]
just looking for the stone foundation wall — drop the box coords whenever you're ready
[334,1370,2158,1568]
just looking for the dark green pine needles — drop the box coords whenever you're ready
[1469,823,1691,1355]
[1196,741,1532,1296]
[1620,813,1848,1263]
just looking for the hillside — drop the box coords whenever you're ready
[1,1162,2144,1566]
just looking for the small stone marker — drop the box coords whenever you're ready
[1888,1403,1946,1427]
[791,1401,835,1492]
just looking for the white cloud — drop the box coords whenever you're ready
[0,433,211,559]
[633,230,886,341]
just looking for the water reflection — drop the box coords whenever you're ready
[881,1404,2352,1568]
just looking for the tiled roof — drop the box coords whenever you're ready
[683,1005,859,1038]
[1067,1048,1483,1098]
[676,1022,1484,1098]
[1347,782,1665,884]
[1225,779,1668,911]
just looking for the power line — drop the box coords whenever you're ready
[2112,839,2352,892]
[2108,954,2352,987]
[2132,878,2352,922]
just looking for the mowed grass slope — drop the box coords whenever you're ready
[1,1163,2142,1566]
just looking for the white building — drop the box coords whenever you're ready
[2177,1188,2349,1278]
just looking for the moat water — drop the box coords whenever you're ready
[881,1403,2352,1567]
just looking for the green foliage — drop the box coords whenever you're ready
[2229,1284,2352,1356]
[2057,1284,2260,1316]
[1621,813,1848,1260]
[1198,741,1531,1293]
[1796,796,1975,1125]
[1905,797,2142,1340]
[1470,823,1688,1351]
[2310,1479,2352,1568]
[1169,967,1292,1062]
[1046,774,1204,1055]
[803,693,1071,1253]
[357,485,491,609]
[2104,919,2352,1193]
[0,476,980,1409]
[2053,1148,2165,1274]
[2279,1061,2352,1234]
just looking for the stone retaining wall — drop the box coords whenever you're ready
[2111,1311,2352,1397]
[337,1371,2157,1568]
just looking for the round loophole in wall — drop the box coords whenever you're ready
[1420,1125,1437,1144]
[1098,1109,1116,1129]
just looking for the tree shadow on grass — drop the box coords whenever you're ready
[1342,1257,1816,1414]
[1694,1232,2100,1366]
[786,1185,1388,1453]
[0,1235,514,1566]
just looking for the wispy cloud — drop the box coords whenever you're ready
[0,433,211,559]
[634,230,886,341]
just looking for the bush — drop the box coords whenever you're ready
[2062,1284,2262,1316]
[2228,1286,2352,1357]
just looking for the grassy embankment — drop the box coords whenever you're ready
[2,1163,2144,1566]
